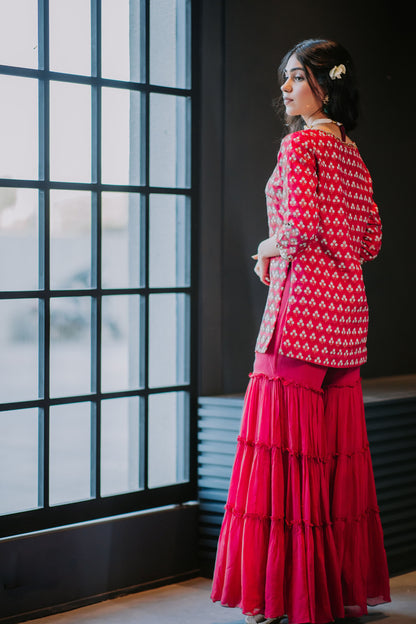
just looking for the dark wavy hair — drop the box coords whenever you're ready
[277,38,359,134]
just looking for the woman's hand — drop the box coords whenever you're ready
[252,253,270,285]
[252,236,280,286]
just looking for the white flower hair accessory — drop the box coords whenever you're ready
[329,64,346,80]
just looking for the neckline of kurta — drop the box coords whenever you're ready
[303,127,358,149]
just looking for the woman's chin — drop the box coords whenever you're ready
[285,107,299,117]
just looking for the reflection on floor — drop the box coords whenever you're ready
[24,571,416,624]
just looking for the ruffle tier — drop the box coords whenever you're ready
[211,373,391,624]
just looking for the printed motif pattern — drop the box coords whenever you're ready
[255,129,382,367]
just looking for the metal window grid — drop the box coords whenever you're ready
[0,0,198,539]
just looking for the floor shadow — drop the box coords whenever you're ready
[335,611,392,623]
[211,621,244,624]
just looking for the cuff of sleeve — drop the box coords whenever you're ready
[275,240,293,262]
[274,222,300,262]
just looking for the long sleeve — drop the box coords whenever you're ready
[274,136,319,261]
[360,200,382,262]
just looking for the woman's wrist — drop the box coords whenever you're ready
[258,236,280,259]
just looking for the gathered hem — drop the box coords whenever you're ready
[211,596,392,624]
[211,597,343,624]
[249,371,362,392]
[248,372,324,394]
[237,435,370,462]
[224,503,381,527]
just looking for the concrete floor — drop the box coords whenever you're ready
[24,571,416,624]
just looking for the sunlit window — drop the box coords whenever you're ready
[0,0,194,536]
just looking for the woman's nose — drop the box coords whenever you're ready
[281,78,291,92]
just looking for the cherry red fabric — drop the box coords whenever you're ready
[255,129,382,368]
[211,320,391,622]
[210,367,391,622]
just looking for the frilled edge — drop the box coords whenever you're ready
[212,597,391,622]
[249,371,362,392]
[236,435,370,462]
[248,371,325,394]
[224,503,381,527]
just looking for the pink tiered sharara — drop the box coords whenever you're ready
[211,269,391,623]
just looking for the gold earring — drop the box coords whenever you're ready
[322,94,329,105]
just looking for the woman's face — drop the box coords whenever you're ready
[281,54,323,120]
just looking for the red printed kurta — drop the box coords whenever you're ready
[255,129,382,367]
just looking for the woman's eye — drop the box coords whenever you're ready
[294,74,304,81]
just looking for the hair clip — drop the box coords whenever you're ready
[329,64,346,80]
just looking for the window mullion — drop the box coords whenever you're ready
[38,0,51,510]
[91,0,101,499]
[142,0,150,491]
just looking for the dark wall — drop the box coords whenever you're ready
[198,0,416,395]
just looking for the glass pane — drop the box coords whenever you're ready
[49,402,92,506]
[0,299,38,403]
[149,94,189,188]
[149,293,189,388]
[0,409,39,515]
[102,0,143,82]
[50,81,91,183]
[148,391,189,488]
[0,0,38,69]
[0,188,38,290]
[150,0,190,88]
[102,192,143,289]
[0,76,38,180]
[50,297,91,397]
[49,0,91,75]
[101,295,143,392]
[102,87,142,185]
[50,190,91,290]
[149,194,190,287]
[101,396,143,497]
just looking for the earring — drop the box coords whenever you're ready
[322,94,329,114]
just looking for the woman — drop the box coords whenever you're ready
[211,39,391,624]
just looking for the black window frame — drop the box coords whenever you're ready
[0,0,198,539]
